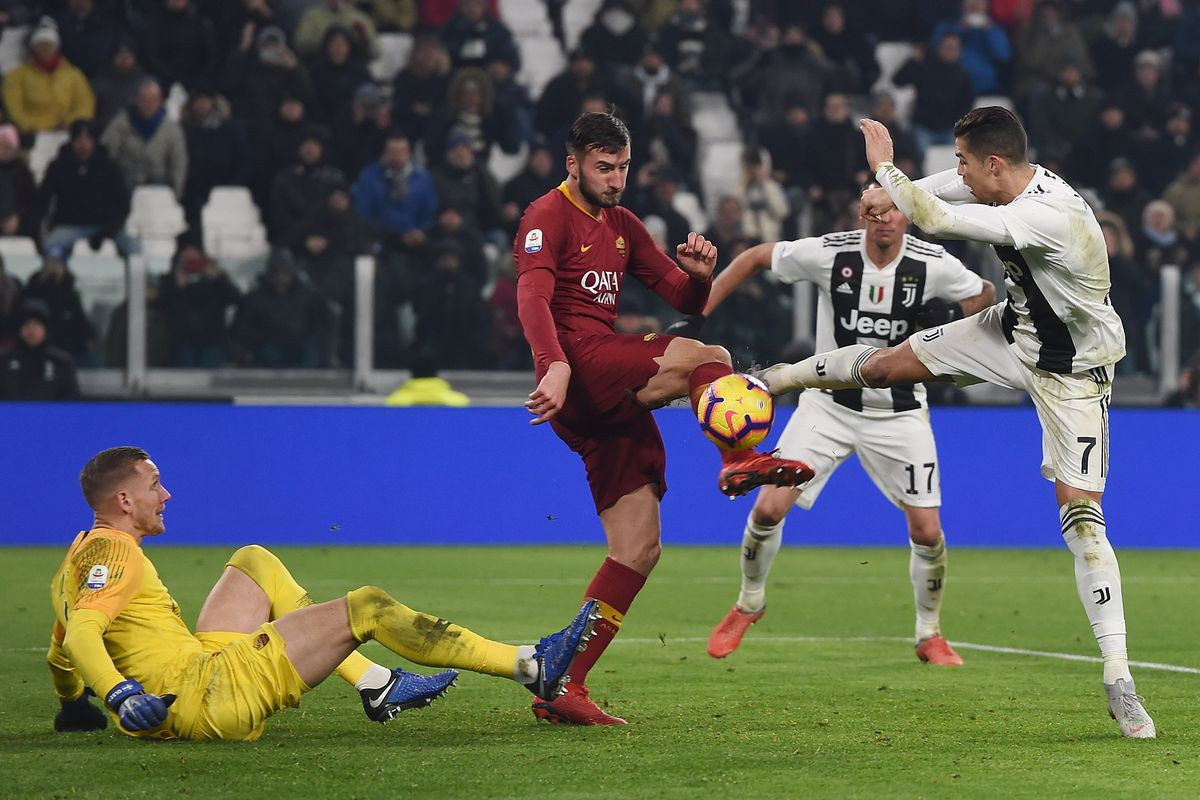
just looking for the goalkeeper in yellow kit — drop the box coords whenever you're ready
[49,446,599,741]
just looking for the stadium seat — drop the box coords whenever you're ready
[873,42,915,87]
[673,190,709,234]
[29,130,70,184]
[974,94,1016,112]
[488,140,527,186]
[699,140,744,216]
[0,235,38,256]
[369,32,414,83]
[515,35,564,98]
[499,0,552,37]
[127,185,187,244]
[71,238,119,257]
[691,92,739,143]
[562,0,604,51]
[0,25,28,75]
[923,144,958,177]
[165,82,188,121]
[872,42,918,126]
[200,186,268,259]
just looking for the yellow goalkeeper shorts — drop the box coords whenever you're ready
[166,623,310,741]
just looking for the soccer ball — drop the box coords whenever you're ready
[696,373,774,450]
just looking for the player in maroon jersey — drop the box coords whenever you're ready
[514,111,814,725]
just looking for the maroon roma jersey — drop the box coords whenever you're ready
[514,181,708,372]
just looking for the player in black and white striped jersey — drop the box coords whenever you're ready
[755,107,1155,738]
[670,190,994,667]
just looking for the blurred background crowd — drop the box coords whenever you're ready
[0,0,1199,407]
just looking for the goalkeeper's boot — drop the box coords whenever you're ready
[707,605,765,658]
[525,599,601,700]
[719,449,814,498]
[532,683,627,725]
[915,635,964,666]
[1105,678,1156,738]
[360,668,458,723]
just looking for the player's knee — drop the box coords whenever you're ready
[227,544,281,578]
[702,344,733,368]
[611,541,660,574]
[858,349,892,387]
[751,491,791,527]
[908,521,943,547]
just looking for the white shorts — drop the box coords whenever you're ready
[909,303,1112,492]
[775,389,941,510]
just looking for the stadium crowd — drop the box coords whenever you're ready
[0,0,1199,399]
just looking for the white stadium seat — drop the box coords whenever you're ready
[369,32,414,83]
[200,186,268,259]
[515,35,564,98]
[499,0,552,37]
[0,25,28,75]
[974,94,1016,112]
[923,144,959,177]
[562,0,604,51]
[0,235,38,257]
[127,185,187,245]
[29,130,70,184]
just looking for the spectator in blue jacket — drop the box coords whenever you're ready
[352,133,437,250]
[931,0,1012,96]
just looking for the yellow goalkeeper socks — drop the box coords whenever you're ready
[346,586,519,679]
[227,545,380,687]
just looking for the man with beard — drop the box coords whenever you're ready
[513,111,813,725]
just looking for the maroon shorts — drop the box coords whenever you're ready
[550,332,675,513]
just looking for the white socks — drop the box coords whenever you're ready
[736,515,784,613]
[514,644,538,684]
[354,663,395,692]
[1061,499,1131,685]
[768,344,878,392]
[910,534,947,642]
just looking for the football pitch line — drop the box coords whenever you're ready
[613,636,1200,675]
[7,636,1198,674]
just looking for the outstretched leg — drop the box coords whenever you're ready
[755,341,938,394]
[270,586,597,703]
[640,336,813,496]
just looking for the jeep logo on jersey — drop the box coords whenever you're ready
[839,309,908,339]
[581,269,620,306]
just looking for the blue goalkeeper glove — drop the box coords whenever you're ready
[54,688,107,732]
[105,680,176,731]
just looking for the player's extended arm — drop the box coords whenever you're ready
[64,609,174,731]
[516,268,570,425]
[914,169,977,204]
[874,163,1015,245]
[48,620,108,731]
[665,241,773,339]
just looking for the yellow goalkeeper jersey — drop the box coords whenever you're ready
[49,528,204,703]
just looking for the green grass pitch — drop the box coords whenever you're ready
[2,545,1197,799]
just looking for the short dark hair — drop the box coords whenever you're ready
[566,110,630,157]
[953,106,1027,164]
[80,447,150,510]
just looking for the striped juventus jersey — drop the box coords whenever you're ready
[882,165,1126,373]
[772,230,984,413]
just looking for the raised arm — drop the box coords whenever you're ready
[914,168,977,204]
[703,242,775,315]
[861,119,1015,245]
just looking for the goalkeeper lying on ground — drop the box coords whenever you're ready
[49,446,598,741]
